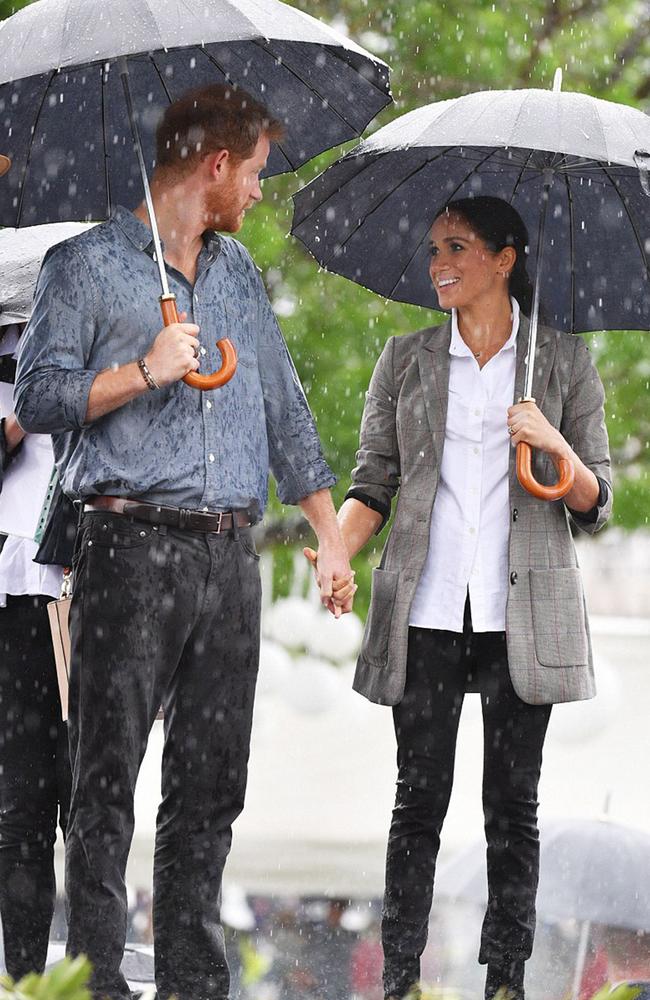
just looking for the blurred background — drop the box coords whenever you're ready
[1,0,649,996]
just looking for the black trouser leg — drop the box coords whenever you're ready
[382,627,468,1000]
[0,595,71,978]
[65,514,260,1000]
[476,633,551,1000]
[153,529,261,1000]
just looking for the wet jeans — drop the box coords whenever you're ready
[66,512,261,1000]
[0,594,71,978]
[382,617,551,1000]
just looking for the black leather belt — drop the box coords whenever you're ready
[84,496,253,533]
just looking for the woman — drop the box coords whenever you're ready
[0,322,72,977]
[310,197,612,1000]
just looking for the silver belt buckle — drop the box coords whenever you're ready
[214,511,224,533]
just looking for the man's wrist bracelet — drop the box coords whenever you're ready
[137,358,159,391]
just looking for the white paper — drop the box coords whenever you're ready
[0,381,55,540]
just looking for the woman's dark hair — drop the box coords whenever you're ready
[434,196,535,315]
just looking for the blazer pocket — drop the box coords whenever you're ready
[360,568,400,668]
[529,568,588,667]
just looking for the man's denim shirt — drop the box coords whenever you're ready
[14,207,335,515]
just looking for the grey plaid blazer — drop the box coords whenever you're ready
[351,314,612,707]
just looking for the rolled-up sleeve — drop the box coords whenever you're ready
[255,275,335,505]
[561,336,613,534]
[346,337,401,532]
[14,244,100,434]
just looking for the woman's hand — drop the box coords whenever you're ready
[507,401,567,460]
[2,413,27,453]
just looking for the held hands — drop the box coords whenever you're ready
[303,546,357,618]
[144,311,200,388]
[507,400,568,460]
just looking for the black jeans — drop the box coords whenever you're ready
[0,594,71,978]
[66,512,261,1000]
[382,614,551,1000]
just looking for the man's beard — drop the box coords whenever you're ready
[203,181,245,233]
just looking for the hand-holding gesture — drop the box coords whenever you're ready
[303,545,357,618]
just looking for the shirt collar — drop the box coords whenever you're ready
[450,297,520,358]
[111,205,222,256]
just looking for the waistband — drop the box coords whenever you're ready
[84,496,253,534]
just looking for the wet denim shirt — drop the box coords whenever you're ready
[14,206,335,515]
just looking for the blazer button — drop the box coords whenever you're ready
[512,508,519,522]
[510,571,518,585]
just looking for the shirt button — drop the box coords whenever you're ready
[474,409,481,417]
[200,347,207,356]
[473,446,480,455]
[206,400,212,409]
[513,508,519,522]
[510,571,518,585]
[208,453,215,463]
[468,526,475,535]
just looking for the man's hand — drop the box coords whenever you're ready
[303,545,357,618]
[145,315,200,388]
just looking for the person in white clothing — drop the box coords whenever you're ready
[306,197,610,1000]
[0,323,71,978]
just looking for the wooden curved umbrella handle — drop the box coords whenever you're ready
[516,442,575,501]
[160,295,237,391]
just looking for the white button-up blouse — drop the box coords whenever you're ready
[409,298,520,633]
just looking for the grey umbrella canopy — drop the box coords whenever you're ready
[0,222,94,325]
[437,818,650,931]
[0,0,391,227]
[291,83,650,334]
[437,818,650,1000]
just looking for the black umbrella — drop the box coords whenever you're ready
[0,0,391,389]
[292,70,650,499]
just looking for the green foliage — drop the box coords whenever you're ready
[586,985,641,1000]
[0,956,92,1000]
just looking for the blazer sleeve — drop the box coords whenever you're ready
[345,337,401,533]
[560,336,613,535]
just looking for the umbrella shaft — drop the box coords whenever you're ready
[119,59,171,299]
[523,170,554,400]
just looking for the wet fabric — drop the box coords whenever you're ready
[66,512,262,1000]
[0,594,71,978]
[14,206,335,512]
[382,619,551,1000]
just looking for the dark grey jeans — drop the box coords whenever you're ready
[66,512,261,1000]
[0,595,71,978]
[382,617,551,1000]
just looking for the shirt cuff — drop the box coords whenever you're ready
[344,488,391,534]
[567,476,609,526]
[276,459,337,506]
[64,369,100,428]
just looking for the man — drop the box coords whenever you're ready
[15,84,353,1000]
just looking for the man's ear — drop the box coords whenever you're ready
[205,149,230,181]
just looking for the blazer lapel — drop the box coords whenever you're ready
[418,319,451,467]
